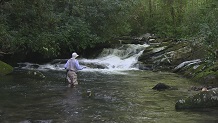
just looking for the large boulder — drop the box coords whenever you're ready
[175,88,218,110]
[138,39,193,71]
[0,60,13,75]
[174,60,218,85]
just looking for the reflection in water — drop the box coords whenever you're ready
[1,70,218,123]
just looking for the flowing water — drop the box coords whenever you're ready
[0,44,218,123]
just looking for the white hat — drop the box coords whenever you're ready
[72,52,79,58]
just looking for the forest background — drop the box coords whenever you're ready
[0,0,217,64]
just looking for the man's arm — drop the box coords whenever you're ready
[75,60,84,70]
[64,60,69,69]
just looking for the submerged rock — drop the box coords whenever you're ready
[82,89,95,98]
[11,69,46,79]
[26,70,45,79]
[175,88,218,110]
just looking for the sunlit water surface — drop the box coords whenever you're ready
[1,70,218,123]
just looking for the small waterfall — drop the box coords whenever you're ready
[16,44,149,72]
[80,44,149,71]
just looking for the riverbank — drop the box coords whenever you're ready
[137,38,218,87]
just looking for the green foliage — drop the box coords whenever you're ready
[0,0,134,59]
[81,0,132,39]
[0,0,217,61]
[59,17,99,50]
[128,0,217,62]
[197,1,218,61]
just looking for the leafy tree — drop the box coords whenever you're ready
[0,0,218,62]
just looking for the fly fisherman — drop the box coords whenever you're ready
[64,52,85,87]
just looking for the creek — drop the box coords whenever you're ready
[0,44,218,123]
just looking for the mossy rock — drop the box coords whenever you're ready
[175,88,218,110]
[192,62,218,84]
[192,63,207,74]
[183,65,196,77]
[0,60,13,75]
[205,62,218,72]
[182,63,206,78]
[193,70,213,81]
[165,41,189,53]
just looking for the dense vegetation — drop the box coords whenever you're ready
[0,0,217,62]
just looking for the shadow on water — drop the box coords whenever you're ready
[1,70,218,123]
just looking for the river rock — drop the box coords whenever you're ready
[0,60,13,75]
[27,70,45,79]
[189,86,215,91]
[50,59,68,64]
[152,83,171,91]
[80,62,108,69]
[174,60,218,85]
[138,40,193,71]
[138,38,218,85]
[175,88,218,110]
[82,89,94,98]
